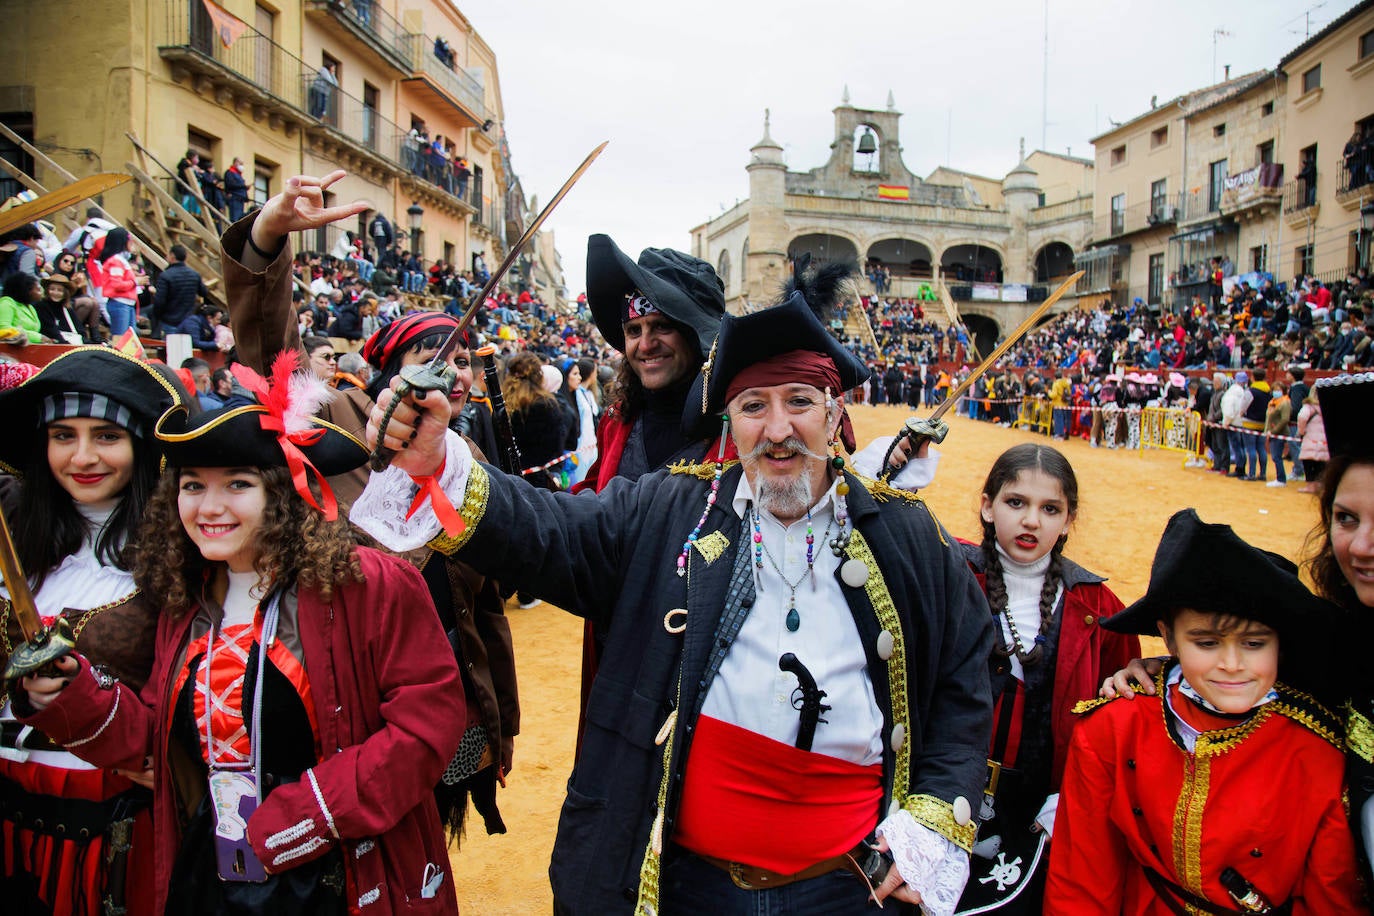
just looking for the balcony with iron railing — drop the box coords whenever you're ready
[156,1,406,176]
[1029,195,1092,226]
[299,72,406,174]
[1282,176,1319,225]
[1090,194,1182,243]
[303,0,414,76]
[403,34,490,128]
[1337,156,1373,207]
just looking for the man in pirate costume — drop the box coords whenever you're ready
[218,171,519,843]
[354,285,994,914]
[1046,510,1362,914]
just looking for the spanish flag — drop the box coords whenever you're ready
[112,327,147,359]
[877,185,910,201]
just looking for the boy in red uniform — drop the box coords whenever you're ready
[1046,509,1365,915]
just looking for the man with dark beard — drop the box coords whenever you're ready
[356,279,992,916]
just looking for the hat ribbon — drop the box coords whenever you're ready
[230,357,340,521]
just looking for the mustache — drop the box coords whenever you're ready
[741,437,828,462]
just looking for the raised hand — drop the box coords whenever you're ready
[249,170,371,253]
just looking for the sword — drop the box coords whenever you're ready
[878,270,1085,479]
[0,502,76,681]
[370,141,609,470]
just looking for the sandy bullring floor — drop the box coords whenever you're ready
[450,404,1321,913]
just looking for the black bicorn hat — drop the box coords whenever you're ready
[153,403,367,478]
[1103,509,1343,698]
[0,346,192,475]
[585,234,725,358]
[153,353,368,519]
[1104,509,1335,636]
[1315,372,1374,461]
[681,290,870,441]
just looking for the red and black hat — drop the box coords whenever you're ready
[361,312,465,370]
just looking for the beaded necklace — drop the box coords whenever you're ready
[751,506,831,632]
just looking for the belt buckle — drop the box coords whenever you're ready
[728,862,756,890]
[985,759,1003,797]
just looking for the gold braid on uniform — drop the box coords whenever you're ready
[669,459,739,480]
[1347,702,1374,763]
[426,462,491,556]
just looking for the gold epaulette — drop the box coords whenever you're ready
[668,459,738,479]
[1270,683,1343,751]
[852,473,949,547]
[1346,702,1374,763]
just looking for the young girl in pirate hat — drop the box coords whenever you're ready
[15,353,465,915]
[1046,509,1363,914]
[0,347,190,916]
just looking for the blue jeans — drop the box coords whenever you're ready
[1052,407,1070,438]
[1243,430,1268,480]
[658,848,873,915]
[1227,429,1247,474]
[107,298,135,337]
[1268,437,1287,482]
[350,258,374,281]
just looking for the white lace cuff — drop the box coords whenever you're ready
[850,437,940,491]
[875,809,970,916]
[1034,793,1058,838]
[350,430,471,551]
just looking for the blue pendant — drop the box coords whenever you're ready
[786,608,800,632]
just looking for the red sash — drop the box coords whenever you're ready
[673,715,882,873]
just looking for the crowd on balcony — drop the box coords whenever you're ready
[405,125,472,200]
[1344,122,1373,190]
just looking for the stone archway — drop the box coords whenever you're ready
[866,238,934,278]
[961,312,1002,357]
[789,233,860,267]
[1034,241,1076,283]
[940,244,1003,283]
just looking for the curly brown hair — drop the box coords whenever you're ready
[132,466,364,616]
[1306,455,1369,612]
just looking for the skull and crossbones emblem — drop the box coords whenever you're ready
[978,852,1023,892]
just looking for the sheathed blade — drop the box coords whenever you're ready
[0,502,42,644]
[429,141,608,366]
[930,270,1085,422]
[0,173,131,237]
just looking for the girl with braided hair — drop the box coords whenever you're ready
[954,443,1139,913]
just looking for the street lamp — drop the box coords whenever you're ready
[407,202,424,260]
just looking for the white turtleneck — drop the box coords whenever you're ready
[994,543,1062,682]
[0,499,138,619]
[221,569,264,628]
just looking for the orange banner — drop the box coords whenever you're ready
[201,0,249,48]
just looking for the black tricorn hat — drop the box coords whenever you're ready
[0,346,192,475]
[585,234,725,358]
[682,290,870,440]
[1103,509,1343,699]
[1315,372,1374,461]
[154,404,367,478]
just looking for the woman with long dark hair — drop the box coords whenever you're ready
[502,351,566,492]
[0,347,191,915]
[15,355,464,914]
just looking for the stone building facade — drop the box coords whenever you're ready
[688,97,1094,352]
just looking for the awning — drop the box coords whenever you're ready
[1169,219,1237,243]
[1075,244,1130,265]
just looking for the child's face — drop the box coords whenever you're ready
[1159,609,1279,714]
[980,468,1073,565]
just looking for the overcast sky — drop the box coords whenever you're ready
[459,0,1359,296]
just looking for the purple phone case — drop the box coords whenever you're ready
[211,773,268,882]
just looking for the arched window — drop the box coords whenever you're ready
[717,249,731,289]
[853,124,881,173]
[741,238,749,283]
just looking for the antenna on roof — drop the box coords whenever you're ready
[1211,28,1231,84]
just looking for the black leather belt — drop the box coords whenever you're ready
[0,774,150,839]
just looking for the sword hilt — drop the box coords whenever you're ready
[368,363,458,471]
[877,417,950,482]
[3,616,77,681]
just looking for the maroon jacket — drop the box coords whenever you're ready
[24,548,464,916]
